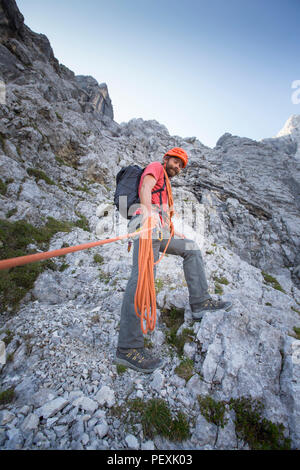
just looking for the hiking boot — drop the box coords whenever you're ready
[115,347,164,373]
[191,298,233,321]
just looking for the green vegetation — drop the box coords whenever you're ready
[161,307,195,356]
[265,302,272,306]
[0,387,15,405]
[2,329,14,346]
[0,217,88,313]
[6,207,17,218]
[293,326,300,340]
[161,307,184,336]
[213,275,229,285]
[116,364,127,375]
[94,253,104,265]
[74,184,91,194]
[55,111,63,122]
[261,271,286,294]
[154,278,164,293]
[55,155,66,166]
[197,394,291,450]
[291,306,300,315]
[214,283,224,295]
[0,133,6,151]
[59,263,69,272]
[26,168,55,186]
[229,397,291,450]
[175,357,194,382]
[0,178,7,196]
[98,269,110,284]
[198,395,228,428]
[205,250,214,255]
[111,398,190,442]
[168,328,195,356]
[6,352,14,363]
[144,337,154,349]
[74,211,90,232]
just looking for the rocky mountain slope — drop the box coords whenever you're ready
[0,0,300,450]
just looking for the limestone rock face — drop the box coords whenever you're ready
[276,114,300,160]
[0,0,300,452]
[0,0,113,118]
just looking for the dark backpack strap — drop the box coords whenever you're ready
[151,174,166,215]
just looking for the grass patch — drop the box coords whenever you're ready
[55,156,66,166]
[0,217,81,313]
[74,184,91,194]
[59,263,69,272]
[74,211,90,232]
[213,275,229,285]
[94,253,104,264]
[198,395,228,428]
[144,337,154,349]
[155,278,164,293]
[55,112,63,122]
[261,271,286,294]
[229,397,291,450]
[0,133,6,151]
[6,207,17,218]
[214,283,224,295]
[175,357,194,382]
[142,399,189,441]
[161,307,194,356]
[119,398,190,442]
[291,306,300,315]
[26,168,56,186]
[0,178,7,196]
[161,307,185,332]
[197,394,291,449]
[99,270,110,284]
[0,387,15,405]
[116,364,127,374]
[293,326,300,340]
[2,329,14,345]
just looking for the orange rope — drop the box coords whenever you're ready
[134,163,175,334]
[0,226,152,271]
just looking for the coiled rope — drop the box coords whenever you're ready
[134,163,175,334]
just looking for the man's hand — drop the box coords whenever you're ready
[141,211,161,230]
[174,230,186,239]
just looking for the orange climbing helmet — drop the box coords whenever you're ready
[164,147,188,168]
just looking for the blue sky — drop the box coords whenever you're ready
[17,0,300,147]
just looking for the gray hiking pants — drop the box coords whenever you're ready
[117,221,211,349]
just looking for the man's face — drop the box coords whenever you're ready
[164,156,184,178]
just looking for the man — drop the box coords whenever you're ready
[115,148,232,373]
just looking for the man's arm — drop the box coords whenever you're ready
[140,174,185,238]
[139,174,157,221]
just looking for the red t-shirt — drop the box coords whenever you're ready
[134,161,168,225]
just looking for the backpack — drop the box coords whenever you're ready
[114,164,166,219]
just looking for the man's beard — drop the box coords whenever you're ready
[165,161,176,178]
